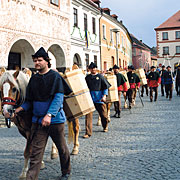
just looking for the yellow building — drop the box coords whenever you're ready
[100,8,132,71]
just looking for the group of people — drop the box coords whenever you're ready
[10,46,180,180]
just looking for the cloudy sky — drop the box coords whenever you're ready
[101,0,180,47]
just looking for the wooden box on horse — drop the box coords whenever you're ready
[62,69,95,121]
[135,68,147,86]
[119,70,130,89]
[104,74,119,102]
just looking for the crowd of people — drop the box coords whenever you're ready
[4,46,180,180]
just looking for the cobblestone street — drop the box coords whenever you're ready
[0,91,180,180]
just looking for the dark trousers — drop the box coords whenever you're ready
[141,84,148,96]
[150,87,158,101]
[161,83,165,96]
[126,89,136,104]
[165,84,173,99]
[114,91,122,114]
[85,103,108,136]
[176,81,180,95]
[26,123,71,180]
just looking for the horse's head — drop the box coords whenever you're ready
[0,71,21,121]
[0,70,30,127]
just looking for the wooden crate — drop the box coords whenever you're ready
[105,75,119,102]
[63,69,95,120]
[119,71,130,89]
[135,68,147,85]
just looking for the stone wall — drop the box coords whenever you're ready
[0,0,71,69]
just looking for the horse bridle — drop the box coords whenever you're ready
[1,88,21,128]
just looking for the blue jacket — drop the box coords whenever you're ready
[21,93,66,124]
[90,89,108,104]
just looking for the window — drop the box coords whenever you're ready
[110,29,113,43]
[163,46,169,55]
[50,0,59,6]
[102,25,106,39]
[111,56,114,66]
[92,17,96,34]
[176,46,180,54]
[84,13,88,31]
[94,55,97,65]
[162,32,168,40]
[73,8,78,27]
[176,31,180,39]
[85,54,89,68]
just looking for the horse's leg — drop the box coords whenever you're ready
[71,118,79,155]
[107,103,112,122]
[51,142,58,159]
[96,115,101,126]
[124,94,128,109]
[19,137,31,179]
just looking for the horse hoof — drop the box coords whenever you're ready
[40,161,45,170]
[19,174,26,180]
[96,121,101,126]
[71,149,79,155]
[51,153,58,159]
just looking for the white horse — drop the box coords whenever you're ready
[0,70,58,179]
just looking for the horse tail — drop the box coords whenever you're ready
[67,120,74,144]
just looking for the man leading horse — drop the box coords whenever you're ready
[15,47,72,180]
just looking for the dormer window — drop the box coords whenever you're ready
[50,0,59,6]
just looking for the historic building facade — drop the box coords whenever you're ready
[0,0,71,72]
[131,34,151,71]
[71,0,100,70]
[100,8,132,71]
[155,10,180,70]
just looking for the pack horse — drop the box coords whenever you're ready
[0,70,49,179]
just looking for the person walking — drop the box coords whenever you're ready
[147,66,161,102]
[163,66,174,100]
[160,65,166,96]
[83,62,111,138]
[126,65,140,109]
[175,65,180,96]
[112,65,128,118]
[15,47,72,180]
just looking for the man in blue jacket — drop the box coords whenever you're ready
[83,62,111,138]
[15,47,72,180]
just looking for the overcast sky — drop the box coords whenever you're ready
[101,0,180,47]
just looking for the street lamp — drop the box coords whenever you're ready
[111,28,120,66]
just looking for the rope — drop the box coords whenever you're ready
[64,91,89,99]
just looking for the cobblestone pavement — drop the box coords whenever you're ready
[0,90,180,180]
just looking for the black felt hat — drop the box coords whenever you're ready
[162,65,165,68]
[32,47,49,59]
[128,65,134,70]
[166,65,171,69]
[88,62,97,69]
[112,64,119,69]
[151,66,156,69]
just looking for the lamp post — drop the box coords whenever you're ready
[111,28,120,66]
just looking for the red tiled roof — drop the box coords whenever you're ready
[155,10,180,30]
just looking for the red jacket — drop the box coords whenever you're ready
[147,71,161,87]
[118,82,128,92]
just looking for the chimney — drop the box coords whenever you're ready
[102,8,111,15]
[140,40,142,43]
[111,14,118,20]
[91,0,101,7]
[119,20,123,24]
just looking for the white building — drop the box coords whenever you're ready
[0,0,71,72]
[155,10,180,70]
[71,0,101,70]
